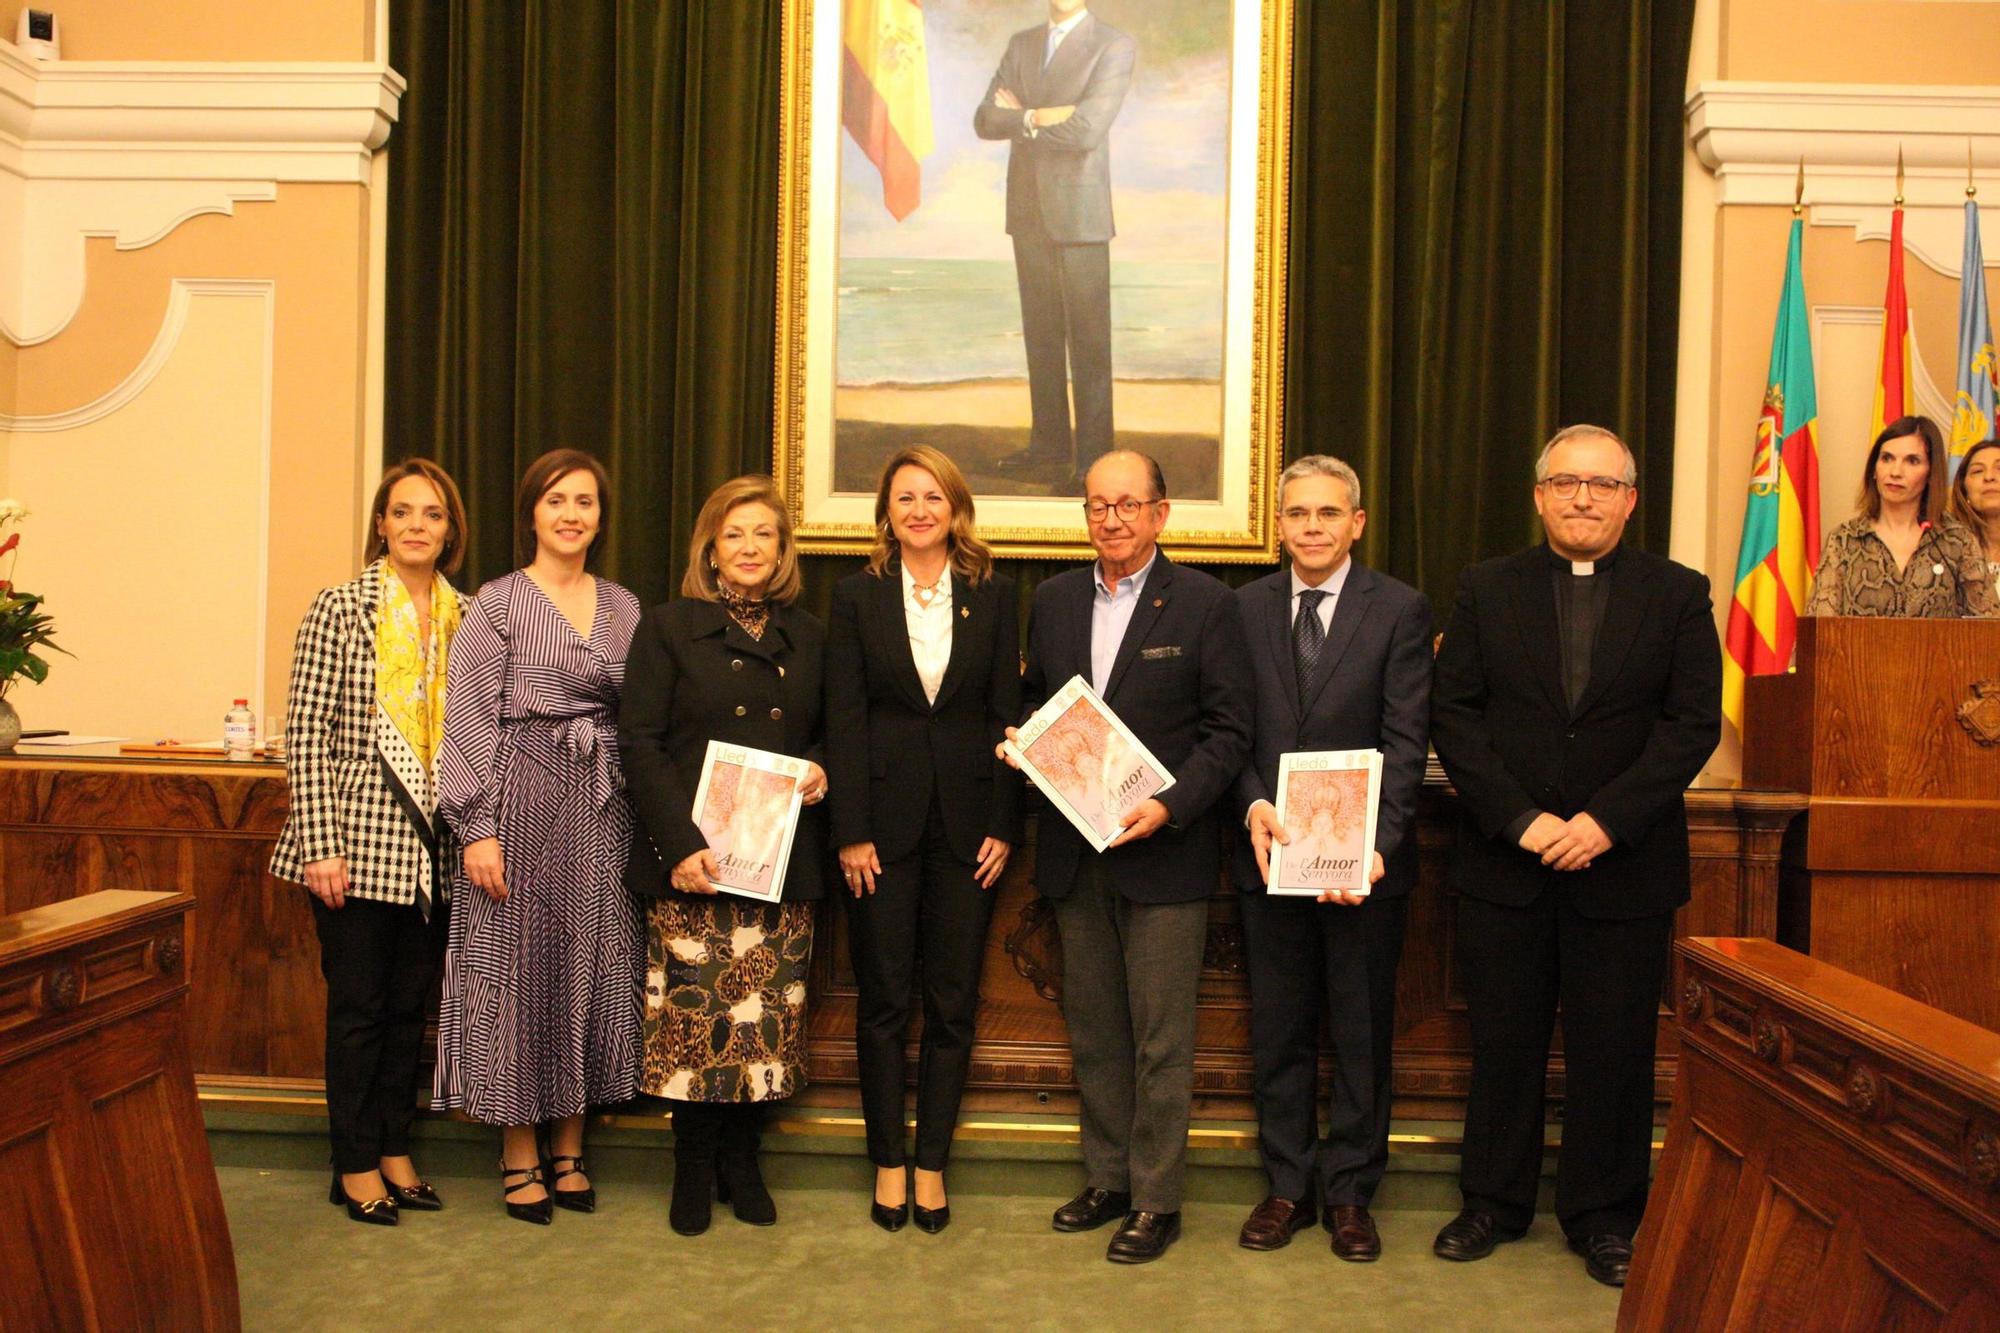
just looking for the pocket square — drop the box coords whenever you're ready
[1140,645,1183,660]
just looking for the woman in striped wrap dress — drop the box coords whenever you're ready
[433,449,644,1225]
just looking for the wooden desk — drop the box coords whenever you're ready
[0,890,240,1331]
[0,750,1802,1122]
[1621,938,2000,1329]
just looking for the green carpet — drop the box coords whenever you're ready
[219,1160,1621,1331]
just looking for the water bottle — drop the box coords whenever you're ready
[224,698,255,760]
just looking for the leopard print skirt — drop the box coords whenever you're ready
[640,896,813,1103]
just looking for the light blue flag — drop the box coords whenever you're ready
[1951,201,1998,476]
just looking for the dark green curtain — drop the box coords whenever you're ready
[387,0,1694,615]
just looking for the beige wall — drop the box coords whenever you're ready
[1718,0,2000,82]
[1,0,384,738]
[1689,0,2000,777]
[1,0,373,61]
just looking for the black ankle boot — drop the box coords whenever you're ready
[669,1104,720,1236]
[717,1105,776,1226]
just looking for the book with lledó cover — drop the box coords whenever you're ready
[1266,749,1382,897]
[1004,675,1175,853]
[690,740,808,902]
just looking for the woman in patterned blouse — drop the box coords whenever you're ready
[1803,416,2000,619]
[1948,438,2000,603]
[270,458,468,1225]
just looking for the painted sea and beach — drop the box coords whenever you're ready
[833,256,1224,497]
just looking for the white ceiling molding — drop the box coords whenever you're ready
[1688,81,2000,208]
[0,39,402,344]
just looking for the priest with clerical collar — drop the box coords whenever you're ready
[1429,425,1722,1289]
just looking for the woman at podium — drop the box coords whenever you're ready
[1949,439,2000,603]
[1804,416,1999,619]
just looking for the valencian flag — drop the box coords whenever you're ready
[842,0,935,221]
[1723,217,1822,734]
[1950,200,1997,477]
[1872,205,1914,442]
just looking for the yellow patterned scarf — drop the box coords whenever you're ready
[374,562,461,773]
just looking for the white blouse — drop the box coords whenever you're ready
[902,564,954,704]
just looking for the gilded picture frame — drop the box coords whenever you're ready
[774,0,1291,561]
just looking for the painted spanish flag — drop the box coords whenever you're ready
[1723,217,1821,735]
[843,0,934,221]
[1871,205,1913,441]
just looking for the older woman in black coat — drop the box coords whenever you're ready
[618,475,827,1237]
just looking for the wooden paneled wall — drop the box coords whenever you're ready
[0,755,1802,1121]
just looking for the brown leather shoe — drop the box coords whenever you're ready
[1237,1195,1316,1251]
[1329,1205,1382,1261]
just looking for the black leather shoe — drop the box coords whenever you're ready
[383,1178,443,1211]
[1106,1210,1181,1264]
[871,1198,909,1232]
[1052,1187,1132,1232]
[329,1172,398,1226]
[1432,1209,1523,1261]
[912,1203,950,1234]
[1569,1233,1633,1287]
[1329,1205,1382,1261]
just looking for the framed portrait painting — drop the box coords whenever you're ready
[775,0,1292,560]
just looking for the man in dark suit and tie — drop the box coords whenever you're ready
[974,3,1137,489]
[1429,425,1722,1288]
[1000,449,1252,1262]
[1230,457,1432,1260]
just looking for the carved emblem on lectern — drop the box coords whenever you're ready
[1957,680,2000,747]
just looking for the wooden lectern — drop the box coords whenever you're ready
[1744,617,2000,1031]
[0,891,240,1330]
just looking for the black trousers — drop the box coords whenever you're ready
[311,894,447,1174]
[1011,230,1113,472]
[1239,889,1408,1207]
[1456,891,1673,1240]
[844,797,997,1171]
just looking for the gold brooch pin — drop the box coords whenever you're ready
[961,606,970,618]
[1153,598,1164,608]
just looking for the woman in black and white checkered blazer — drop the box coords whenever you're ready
[270,459,469,1226]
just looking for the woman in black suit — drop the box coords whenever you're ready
[826,445,1023,1233]
[618,475,828,1237]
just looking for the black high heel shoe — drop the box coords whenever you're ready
[912,1202,951,1234]
[328,1171,398,1226]
[871,1195,910,1232]
[547,1154,596,1213]
[500,1162,553,1225]
[383,1178,444,1211]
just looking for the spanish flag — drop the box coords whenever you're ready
[1871,205,1913,441]
[1724,217,1821,734]
[842,0,934,221]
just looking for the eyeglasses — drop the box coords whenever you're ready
[1541,474,1629,501]
[1083,498,1160,522]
